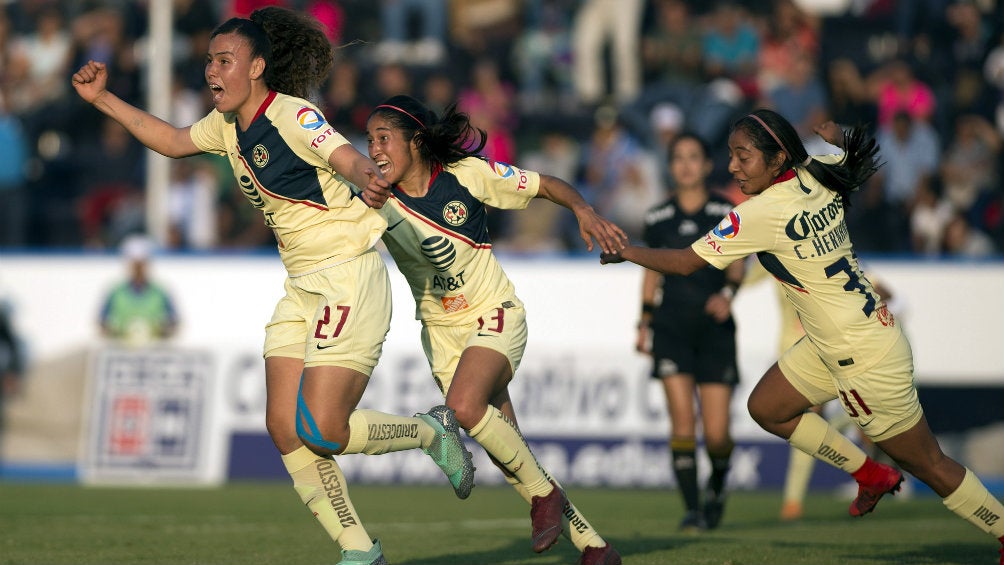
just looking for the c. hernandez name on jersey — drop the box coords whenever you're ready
[190,91,385,276]
[380,157,539,325]
[691,165,897,376]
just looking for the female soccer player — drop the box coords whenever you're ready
[602,108,1004,564]
[366,95,624,564]
[72,9,473,565]
[636,132,745,532]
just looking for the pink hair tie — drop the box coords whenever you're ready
[376,104,426,129]
[748,114,791,160]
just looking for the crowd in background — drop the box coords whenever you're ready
[0,0,1002,257]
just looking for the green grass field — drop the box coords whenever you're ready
[0,482,996,565]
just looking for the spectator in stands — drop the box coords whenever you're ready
[74,116,147,249]
[374,0,446,65]
[701,1,760,101]
[943,212,998,257]
[874,110,941,251]
[578,105,662,242]
[910,177,955,255]
[506,130,582,252]
[322,58,370,147]
[640,0,704,88]
[448,0,522,76]
[511,0,576,114]
[824,58,877,129]
[757,0,819,95]
[868,59,937,129]
[622,0,743,148]
[6,5,72,118]
[571,0,645,106]
[0,99,28,248]
[422,68,457,117]
[760,50,830,152]
[99,235,179,347]
[940,113,1002,214]
[943,0,997,118]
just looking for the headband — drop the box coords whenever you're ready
[376,104,426,129]
[747,113,793,163]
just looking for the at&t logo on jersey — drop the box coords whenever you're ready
[296,107,327,130]
[421,235,457,271]
[712,211,741,239]
[443,201,468,226]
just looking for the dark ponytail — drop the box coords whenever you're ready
[370,95,487,169]
[733,109,881,207]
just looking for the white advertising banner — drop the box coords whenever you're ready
[2,254,1002,486]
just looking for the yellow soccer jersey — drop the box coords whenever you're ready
[692,166,900,376]
[189,91,385,276]
[381,157,540,325]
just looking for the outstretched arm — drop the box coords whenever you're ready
[600,244,708,276]
[535,174,627,254]
[327,144,392,208]
[72,61,200,158]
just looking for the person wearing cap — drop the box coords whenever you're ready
[99,235,178,346]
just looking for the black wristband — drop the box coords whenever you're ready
[642,302,656,315]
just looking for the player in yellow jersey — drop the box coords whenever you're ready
[366,95,625,565]
[601,109,1004,565]
[72,9,474,565]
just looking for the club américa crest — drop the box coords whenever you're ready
[443,201,468,226]
[252,144,269,168]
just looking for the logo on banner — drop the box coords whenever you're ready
[84,348,213,483]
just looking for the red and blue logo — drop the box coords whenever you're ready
[296,107,327,130]
[489,160,514,178]
[712,211,741,239]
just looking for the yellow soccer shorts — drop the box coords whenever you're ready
[421,300,528,395]
[779,330,923,442]
[264,249,391,376]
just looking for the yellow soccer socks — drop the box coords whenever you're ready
[342,409,430,455]
[943,468,1004,539]
[469,405,550,498]
[281,446,372,552]
[788,410,867,473]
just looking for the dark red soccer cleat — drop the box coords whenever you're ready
[577,542,622,565]
[849,461,903,517]
[530,480,567,553]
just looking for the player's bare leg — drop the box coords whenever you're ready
[265,357,378,557]
[488,396,620,564]
[447,347,566,553]
[877,415,1004,557]
[748,363,903,517]
[447,352,619,562]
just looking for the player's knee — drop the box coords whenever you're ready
[266,414,300,453]
[445,398,485,431]
[295,397,349,455]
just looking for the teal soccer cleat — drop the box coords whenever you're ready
[416,405,476,499]
[337,539,389,565]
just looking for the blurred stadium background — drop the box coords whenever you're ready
[0,0,1002,506]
